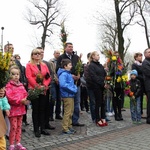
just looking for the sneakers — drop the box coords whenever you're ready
[69,128,76,133]
[132,121,137,124]
[8,145,15,150]
[106,112,114,117]
[62,130,74,134]
[15,143,26,150]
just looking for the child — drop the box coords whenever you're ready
[129,70,141,124]
[5,65,30,150]
[0,87,10,116]
[0,109,7,150]
[57,59,77,134]
[0,87,10,150]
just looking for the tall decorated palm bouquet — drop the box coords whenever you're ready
[102,50,128,96]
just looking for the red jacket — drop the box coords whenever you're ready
[26,62,51,89]
[5,80,28,117]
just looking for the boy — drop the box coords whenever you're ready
[57,59,77,134]
[129,70,141,124]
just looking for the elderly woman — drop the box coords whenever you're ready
[88,51,108,126]
[26,49,51,137]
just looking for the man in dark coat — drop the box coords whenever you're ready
[142,48,150,124]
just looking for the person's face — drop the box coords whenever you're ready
[0,87,5,98]
[130,74,136,80]
[136,55,142,62]
[64,63,72,71]
[10,56,15,66]
[32,51,41,61]
[145,49,150,58]
[93,52,100,61]
[5,44,14,54]
[65,44,73,54]
[54,51,60,59]
[10,68,20,82]
[39,49,44,59]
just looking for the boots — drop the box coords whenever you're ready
[118,114,123,121]
[114,113,121,121]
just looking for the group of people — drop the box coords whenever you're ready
[0,41,150,150]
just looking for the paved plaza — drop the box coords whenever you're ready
[6,108,150,150]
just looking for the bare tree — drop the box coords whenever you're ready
[99,16,118,51]
[135,0,150,47]
[98,15,131,63]
[114,0,137,62]
[25,0,61,49]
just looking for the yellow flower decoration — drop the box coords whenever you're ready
[117,76,121,82]
[111,56,117,61]
[122,75,128,82]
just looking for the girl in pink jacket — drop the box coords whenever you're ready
[6,65,29,150]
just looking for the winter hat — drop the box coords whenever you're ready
[130,69,138,76]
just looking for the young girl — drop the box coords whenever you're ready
[6,65,29,150]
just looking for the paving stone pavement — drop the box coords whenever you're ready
[6,108,149,150]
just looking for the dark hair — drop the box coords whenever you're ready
[144,48,150,55]
[87,53,91,59]
[134,52,143,60]
[36,47,43,49]
[64,42,73,49]
[61,59,71,68]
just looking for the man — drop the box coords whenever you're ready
[132,52,145,118]
[56,42,84,126]
[142,48,150,124]
[36,47,55,130]
[49,50,63,120]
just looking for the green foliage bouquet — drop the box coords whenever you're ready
[0,51,11,88]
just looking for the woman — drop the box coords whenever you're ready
[26,49,51,137]
[88,51,108,126]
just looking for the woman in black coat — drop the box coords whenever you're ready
[88,51,108,126]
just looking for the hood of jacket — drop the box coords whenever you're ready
[57,68,70,77]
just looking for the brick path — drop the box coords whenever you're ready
[6,108,149,150]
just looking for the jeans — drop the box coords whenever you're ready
[72,86,80,124]
[49,82,61,117]
[130,97,141,121]
[87,88,96,121]
[105,96,113,113]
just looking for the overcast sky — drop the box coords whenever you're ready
[0,0,147,65]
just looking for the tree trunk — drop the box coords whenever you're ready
[114,0,125,62]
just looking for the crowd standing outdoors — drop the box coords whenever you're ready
[0,42,150,150]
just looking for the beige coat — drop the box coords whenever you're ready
[0,109,6,137]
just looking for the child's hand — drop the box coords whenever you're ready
[5,110,10,116]
[24,100,30,105]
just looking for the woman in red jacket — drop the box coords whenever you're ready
[26,49,51,137]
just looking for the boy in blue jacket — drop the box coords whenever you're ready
[57,59,77,134]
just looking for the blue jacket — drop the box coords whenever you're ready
[57,68,77,98]
[0,97,10,111]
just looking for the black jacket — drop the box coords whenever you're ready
[56,52,79,75]
[132,63,144,84]
[142,58,150,92]
[88,61,106,89]
[130,78,141,98]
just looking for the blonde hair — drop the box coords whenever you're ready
[9,65,20,79]
[89,51,98,63]
[30,49,42,64]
